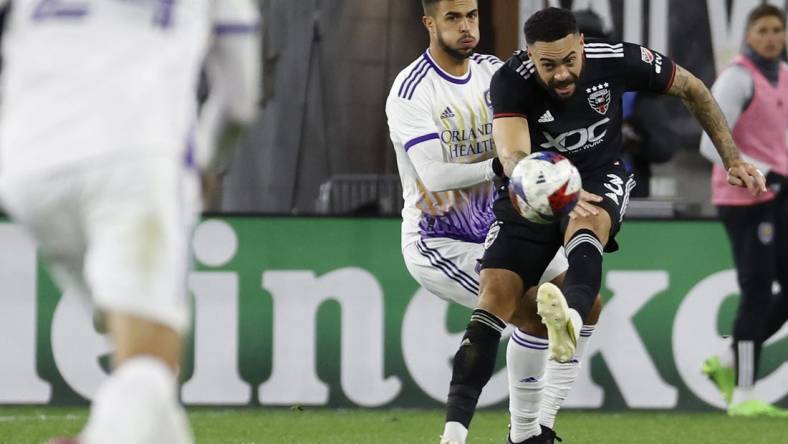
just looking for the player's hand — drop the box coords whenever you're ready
[569,190,603,220]
[726,159,766,196]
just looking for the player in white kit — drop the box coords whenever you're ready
[386,1,600,443]
[0,1,258,443]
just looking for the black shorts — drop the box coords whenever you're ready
[481,161,635,286]
[564,162,636,252]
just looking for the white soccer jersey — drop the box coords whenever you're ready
[386,50,503,245]
[0,0,253,176]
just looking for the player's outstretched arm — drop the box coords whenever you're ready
[666,65,766,195]
[493,116,532,177]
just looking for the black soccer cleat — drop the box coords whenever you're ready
[539,425,563,443]
[505,425,562,444]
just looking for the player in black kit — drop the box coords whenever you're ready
[438,7,767,444]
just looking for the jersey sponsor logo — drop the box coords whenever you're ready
[440,106,455,119]
[538,110,555,123]
[540,117,610,153]
[586,83,611,115]
[440,124,495,159]
[640,47,655,65]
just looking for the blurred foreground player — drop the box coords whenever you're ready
[699,4,788,417]
[0,1,256,442]
[440,7,766,444]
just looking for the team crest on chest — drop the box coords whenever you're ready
[586,83,611,115]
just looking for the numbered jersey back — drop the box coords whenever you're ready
[0,0,214,175]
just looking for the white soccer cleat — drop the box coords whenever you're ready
[536,282,577,363]
[439,438,463,444]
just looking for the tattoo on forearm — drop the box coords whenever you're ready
[502,151,527,177]
[669,66,740,168]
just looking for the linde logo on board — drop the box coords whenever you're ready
[0,221,786,409]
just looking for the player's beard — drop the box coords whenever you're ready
[537,65,584,101]
[437,30,476,61]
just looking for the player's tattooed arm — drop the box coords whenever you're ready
[667,65,766,195]
[666,65,740,168]
[493,116,532,177]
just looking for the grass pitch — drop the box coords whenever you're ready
[0,407,785,444]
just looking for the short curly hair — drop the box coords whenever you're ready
[524,7,579,45]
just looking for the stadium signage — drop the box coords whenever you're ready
[0,220,785,409]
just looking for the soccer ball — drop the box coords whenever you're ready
[508,151,582,224]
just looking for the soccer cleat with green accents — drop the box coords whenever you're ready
[536,283,577,363]
[701,356,735,405]
[727,399,788,417]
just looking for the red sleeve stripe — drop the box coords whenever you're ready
[663,62,677,93]
[493,113,527,119]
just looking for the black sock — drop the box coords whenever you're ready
[563,229,603,321]
[445,309,505,428]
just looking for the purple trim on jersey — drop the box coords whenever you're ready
[418,239,480,291]
[215,22,260,34]
[404,133,439,152]
[398,59,430,99]
[424,51,472,85]
[183,124,197,169]
[32,0,88,20]
[405,59,433,100]
[418,186,497,243]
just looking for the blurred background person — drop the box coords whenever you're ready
[700,3,788,418]
[196,4,262,212]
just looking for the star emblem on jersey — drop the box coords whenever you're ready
[440,106,455,119]
[586,83,611,115]
[538,110,555,123]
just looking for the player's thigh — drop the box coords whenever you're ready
[82,158,198,335]
[569,164,635,252]
[403,237,483,310]
[479,220,561,320]
[0,173,90,296]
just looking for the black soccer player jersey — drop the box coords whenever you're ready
[490,38,677,176]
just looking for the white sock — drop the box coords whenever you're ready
[81,356,193,444]
[507,329,548,443]
[540,324,595,429]
[442,421,468,443]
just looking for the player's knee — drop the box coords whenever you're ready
[566,213,611,246]
[477,269,523,322]
[510,286,547,336]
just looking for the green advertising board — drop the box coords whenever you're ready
[0,218,785,410]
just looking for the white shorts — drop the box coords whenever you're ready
[402,236,568,310]
[0,157,199,334]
